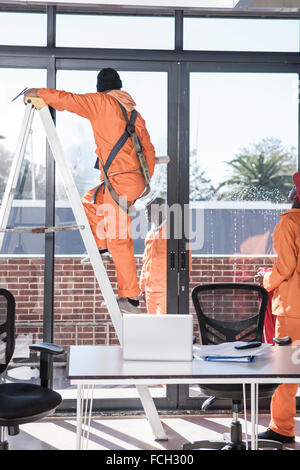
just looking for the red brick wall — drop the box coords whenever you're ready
[0,256,275,352]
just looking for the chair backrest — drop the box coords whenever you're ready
[192,283,269,345]
[0,289,15,375]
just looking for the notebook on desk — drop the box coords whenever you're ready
[122,314,194,361]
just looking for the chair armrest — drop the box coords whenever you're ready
[272,336,292,346]
[29,342,64,355]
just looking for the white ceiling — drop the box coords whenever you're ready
[0,1,241,10]
[4,0,300,12]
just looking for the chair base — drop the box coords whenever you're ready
[0,441,8,451]
[183,437,283,450]
[183,417,283,451]
[0,407,57,427]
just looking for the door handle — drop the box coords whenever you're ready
[170,251,176,270]
[180,251,187,270]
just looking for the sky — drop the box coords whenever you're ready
[190,73,299,186]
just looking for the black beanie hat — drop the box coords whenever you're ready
[97,68,122,92]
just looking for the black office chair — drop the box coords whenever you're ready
[183,283,282,451]
[0,288,64,450]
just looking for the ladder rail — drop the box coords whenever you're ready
[1,99,171,441]
[0,104,35,251]
[38,105,123,344]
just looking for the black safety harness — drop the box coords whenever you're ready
[93,101,151,213]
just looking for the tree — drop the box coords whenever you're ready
[145,150,215,201]
[189,149,215,201]
[149,163,167,199]
[217,138,297,203]
[0,142,48,201]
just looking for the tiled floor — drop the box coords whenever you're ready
[6,413,300,450]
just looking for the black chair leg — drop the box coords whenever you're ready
[8,426,19,436]
[182,399,283,451]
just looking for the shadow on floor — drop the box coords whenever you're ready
[7,413,300,451]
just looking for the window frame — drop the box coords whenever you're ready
[0,6,300,412]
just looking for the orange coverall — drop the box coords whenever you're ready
[263,208,300,437]
[139,221,192,314]
[38,88,156,298]
[139,221,167,314]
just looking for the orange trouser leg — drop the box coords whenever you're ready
[82,187,107,250]
[269,316,300,437]
[145,291,166,314]
[82,185,139,298]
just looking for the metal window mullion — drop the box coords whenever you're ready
[178,62,190,315]
[0,56,49,68]
[175,10,183,52]
[42,46,56,388]
[56,58,173,71]
[167,62,180,316]
[2,45,300,65]
[47,5,56,49]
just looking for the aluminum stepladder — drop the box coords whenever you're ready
[0,96,168,448]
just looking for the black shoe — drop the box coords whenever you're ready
[258,428,295,444]
[81,249,109,265]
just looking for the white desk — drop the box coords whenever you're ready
[67,345,300,450]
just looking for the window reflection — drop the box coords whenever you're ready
[56,14,174,49]
[189,73,298,255]
[55,69,168,255]
[0,12,46,46]
[184,18,300,52]
[0,68,47,255]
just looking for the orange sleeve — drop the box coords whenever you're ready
[37,88,100,120]
[263,218,298,292]
[138,119,156,179]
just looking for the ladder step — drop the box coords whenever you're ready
[0,225,85,234]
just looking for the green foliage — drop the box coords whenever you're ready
[190,150,215,201]
[0,143,46,201]
[217,138,297,203]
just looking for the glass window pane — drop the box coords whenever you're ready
[0,70,47,388]
[54,69,168,255]
[0,68,47,255]
[184,18,300,52]
[56,14,174,49]
[189,72,298,256]
[188,72,298,398]
[0,12,47,46]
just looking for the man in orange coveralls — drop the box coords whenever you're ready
[139,197,168,314]
[258,172,300,444]
[24,68,156,313]
[139,197,192,314]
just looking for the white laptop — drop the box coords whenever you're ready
[122,314,193,362]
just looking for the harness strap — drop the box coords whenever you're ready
[93,101,151,212]
[97,159,132,213]
[91,169,142,204]
[93,108,138,172]
[92,181,104,204]
[118,103,151,198]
